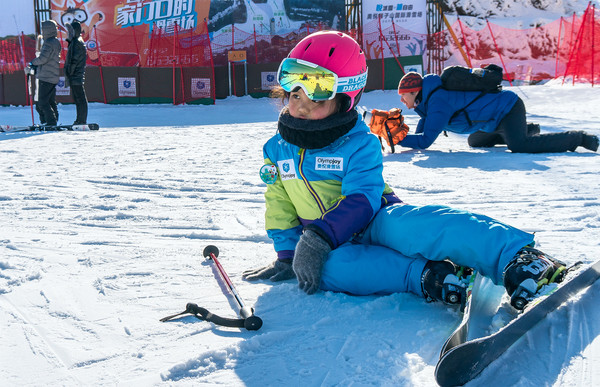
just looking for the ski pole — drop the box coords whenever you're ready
[27,72,34,125]
[203,245,263,331]
[160,245,263,331]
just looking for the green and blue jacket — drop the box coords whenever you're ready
[263,117,401,260]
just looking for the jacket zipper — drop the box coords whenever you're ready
[298,149,326,214]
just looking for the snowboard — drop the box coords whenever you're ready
[0,123,99,132]
[435,259,600,387]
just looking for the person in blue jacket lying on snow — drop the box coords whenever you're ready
[243,31,567,309]
[395,72,598,153]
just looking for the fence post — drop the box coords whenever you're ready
[378,17,385,90]
[486,19,513,86]
[93,26,107,104]
[131,25,141,65]
[457,17,473,68]
[231,23,236,96]
[19,32,34,121]
[253,24,258,64]
[391,18,400,57]
[204,19,216,104]
[179,25,185,103]
[562,5,591,85]
[591,4,595,87]
[172,22,177,105]
[378,15,405,76]
[555,17,563,78]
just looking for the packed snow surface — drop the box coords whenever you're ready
[1,82,599,386]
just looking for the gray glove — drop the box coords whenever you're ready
[242,259,295,282]
[292,229,332,295]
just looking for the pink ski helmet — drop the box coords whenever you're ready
[287,30,368,111]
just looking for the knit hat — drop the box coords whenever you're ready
[397,72,423,93]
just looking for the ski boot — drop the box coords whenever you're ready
[581,133,599,152]
[421,260,471,308]
[503,247,567,310]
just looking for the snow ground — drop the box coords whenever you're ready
[1,82,599,386]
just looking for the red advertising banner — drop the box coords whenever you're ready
[50,0,211,66]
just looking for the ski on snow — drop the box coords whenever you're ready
[0,123,99,132]
[435,259,600,386]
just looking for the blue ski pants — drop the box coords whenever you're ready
[320,204,534,296]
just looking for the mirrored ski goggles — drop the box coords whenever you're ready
[277,58,368,101]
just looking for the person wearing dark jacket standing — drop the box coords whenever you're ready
[65,20,88,125]
[396,72,599,153]
[28,20,61,126]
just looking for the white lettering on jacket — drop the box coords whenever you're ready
[315,157,343,171]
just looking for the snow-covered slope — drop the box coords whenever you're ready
[0,83,599,386]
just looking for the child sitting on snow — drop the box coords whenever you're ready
[243,31,566,310]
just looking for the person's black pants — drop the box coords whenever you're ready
[37,80,58,125]
[468,122,540,147]
[468,98,582,153]
[70,84,88,124]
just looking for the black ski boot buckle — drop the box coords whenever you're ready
[509,278,538,310]
[441,275,467,306]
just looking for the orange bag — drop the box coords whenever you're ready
[368,108,409,153]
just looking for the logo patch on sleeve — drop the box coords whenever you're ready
[259,164,278,184]
[277,159,297,181]
[315,157,343,171]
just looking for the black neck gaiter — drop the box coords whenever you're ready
[278,107,358,149]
